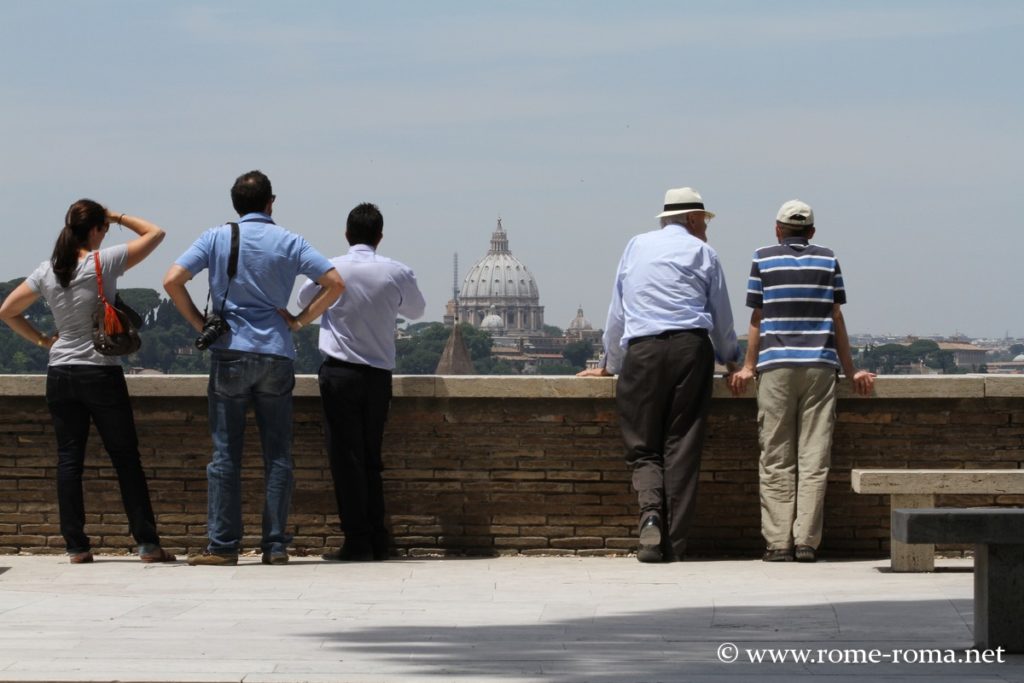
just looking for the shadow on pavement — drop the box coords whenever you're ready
[301,599,1024,682]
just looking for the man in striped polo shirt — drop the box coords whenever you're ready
[729,199,874,563]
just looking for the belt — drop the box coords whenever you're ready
[627,328,708,347]
[322,357,390,375]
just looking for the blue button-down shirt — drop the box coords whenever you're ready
[296,244,426,370]
[175,213,333,359]
[600,224,740,374]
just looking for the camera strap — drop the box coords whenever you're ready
[202,222,240,320]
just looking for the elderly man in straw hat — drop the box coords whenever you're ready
[579,187,741,563]
[729,200,874,563]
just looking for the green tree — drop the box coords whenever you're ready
[132,298,204,372]
[0,278,53,372]
[562,340,595,370]
[860,343,917,374]
[9,351,33,373]
[907,339,939,356]
[542,324,564,338]
[119,288,162,323]
[394,323,493,374]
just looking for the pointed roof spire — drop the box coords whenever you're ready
[435,324,476,374]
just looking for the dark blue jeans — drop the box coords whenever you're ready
[207,350,295,555]
[318,360,392,553]
[46,364,160,553]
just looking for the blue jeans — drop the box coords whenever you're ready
[207,350,295,555]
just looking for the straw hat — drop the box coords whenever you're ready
[656,187,715,219]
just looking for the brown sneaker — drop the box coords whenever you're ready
[139,547,176,563]
[187,552,238,566]
[69,551,94,564]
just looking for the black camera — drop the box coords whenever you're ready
[195,315,230,350]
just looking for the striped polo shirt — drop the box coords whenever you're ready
[745,237,846,371]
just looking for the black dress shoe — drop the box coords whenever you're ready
[639,515,662,547]
[322,545,375,562]
[637,546,664,563]
[371,531,390,561]
[637,515,663,563]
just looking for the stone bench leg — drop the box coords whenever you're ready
[974,543,1024,653]
[890,494,935,572]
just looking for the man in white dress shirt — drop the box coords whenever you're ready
[295,203,426,561]
[580,187,740,563]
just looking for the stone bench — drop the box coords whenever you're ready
[851,469,1024,572]
[892,508,1024,653]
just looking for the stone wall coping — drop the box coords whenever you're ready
[0,373,1020,399]
[852,468,1024,494]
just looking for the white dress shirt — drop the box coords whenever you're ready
[297,244,426,370]
[601,224,739,374]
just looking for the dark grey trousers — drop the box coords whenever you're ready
[615,331,714,560]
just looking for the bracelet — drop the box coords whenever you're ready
[295,319,304,329]
[118,213,126,225]
[36,336,46,347]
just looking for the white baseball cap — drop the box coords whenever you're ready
[776,199,814,227]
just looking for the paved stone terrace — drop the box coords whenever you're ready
[0,554,1021,682]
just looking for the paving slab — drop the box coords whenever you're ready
[0,555,1021,682]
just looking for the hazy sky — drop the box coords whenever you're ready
[2,2,1022,339]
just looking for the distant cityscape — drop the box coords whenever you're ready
[433,218,1024,375]
[845,333,1024,375]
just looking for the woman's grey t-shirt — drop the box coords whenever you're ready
[25,244,129,366]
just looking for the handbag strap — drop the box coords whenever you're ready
[93,252,111,305]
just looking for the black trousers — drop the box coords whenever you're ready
[615,331,714,560]
[318,360,393,552]
[45,365,160,553]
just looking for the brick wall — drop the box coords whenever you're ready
[1,376,1022,558]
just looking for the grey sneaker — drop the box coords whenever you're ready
[763,548,794,562]
[261,551,289,565]
[794,545,817,563]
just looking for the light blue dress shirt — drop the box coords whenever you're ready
[175,213,333,359]
[296,244,426,370]
[600,223,740,374]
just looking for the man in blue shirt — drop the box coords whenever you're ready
[580,187,740,563]
[291,203,425,561]
[729,199,874,563]
[163,170,345,566]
